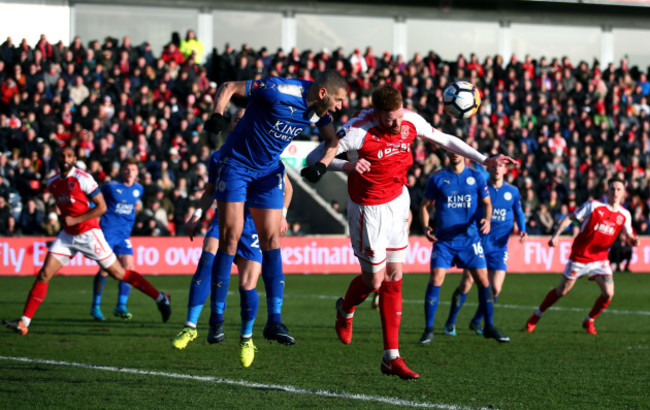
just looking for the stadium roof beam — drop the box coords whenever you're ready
[65,0,650,29]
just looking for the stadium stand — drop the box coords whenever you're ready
[1,33,649,237]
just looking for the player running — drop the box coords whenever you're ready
[89,158,142,321]
[3,147,170,335]
[203,70,347,345]
[441,162,527,336]
[524,178,637,335]
[306,85,515,380]
[418,152,510,345]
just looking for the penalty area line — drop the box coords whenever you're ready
[0,355,477,409]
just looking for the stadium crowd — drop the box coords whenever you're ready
[1,31,650,238]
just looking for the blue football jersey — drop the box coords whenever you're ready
[483,182,526,252]
[424,167,489,244]
[218,77,332,170]
[208,150,221,190]
[100,179,142,241]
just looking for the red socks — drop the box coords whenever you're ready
[23,281,49,319]
[539,288,561,314]
[588,295,611,320]
[341,275,374,313]
[379,279,402,351]
[123,269,160,299]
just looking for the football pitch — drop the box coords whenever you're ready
[1,273,648,409]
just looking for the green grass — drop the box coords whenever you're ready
[1,273,649,409]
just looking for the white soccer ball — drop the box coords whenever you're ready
[443,81,481,120]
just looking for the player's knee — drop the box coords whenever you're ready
[603,289,614,300]
[36,268,53,283]
[106,263,125,280]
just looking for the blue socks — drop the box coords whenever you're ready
[117,281,131,307]
[210,250,234,323]
[472,294,497,324]
[92,273,106,306]
[239,288,258,337]
[424,283,441,329]
[446,288,468,326]
[262,248,284,324]
[186,252,215,325]
[477,286,494,327]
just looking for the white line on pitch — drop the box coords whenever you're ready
[0,356,481,409]
[291,294,650,316]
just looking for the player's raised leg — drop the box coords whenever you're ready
[525,276,576,333]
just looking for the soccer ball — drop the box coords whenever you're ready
[443,81,481,120]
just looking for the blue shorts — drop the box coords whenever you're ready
[206,211,262,264]
[484,249,508,272]
[430,239,487,270]
[214,158,285,209]
[104,235,133,256]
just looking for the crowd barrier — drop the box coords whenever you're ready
[1,236,649,276]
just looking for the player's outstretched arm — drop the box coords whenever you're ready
[419,126,516,166]
[205,81,247,134]
[65,192,107,227]
[548,216,575,247]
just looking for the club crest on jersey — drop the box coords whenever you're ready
[68,180,76,190]
[616,215,624,225]
[466,177,476,186]
[133,190,141,198]
[252,81,267,90]
[400,125,409,138]
[504,192,512,201]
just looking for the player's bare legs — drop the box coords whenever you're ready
[525,277,576,332]
[583,276,614,335]
[209,201,245,343]
[249,207,293,345]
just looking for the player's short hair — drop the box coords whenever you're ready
[607,177,626,188]
[313,70,347,93]
[371,85,402,112]
[121,157,138,169]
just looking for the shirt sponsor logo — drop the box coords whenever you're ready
[447,194,472,209]
[269,121,305,141]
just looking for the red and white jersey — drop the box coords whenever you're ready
[337,109,435,206]
[570,200,633,263]
[48,167,101,235]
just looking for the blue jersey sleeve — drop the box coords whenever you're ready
[423,174,437,201]
[208,151,220,185]
[477,172,489,200]
[513,188,526,233]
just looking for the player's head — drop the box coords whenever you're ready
[310,70,347,116]
[120,157,139,185]
[606,177,626,204]
[447,152,464,166]
[57,146,76,174]
[230,108,245,131]
[488,162,508,181]
[372,85,403,135]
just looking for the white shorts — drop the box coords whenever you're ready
[49,228,117,269]
[562,259,613,281]
[347,186,409,273]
